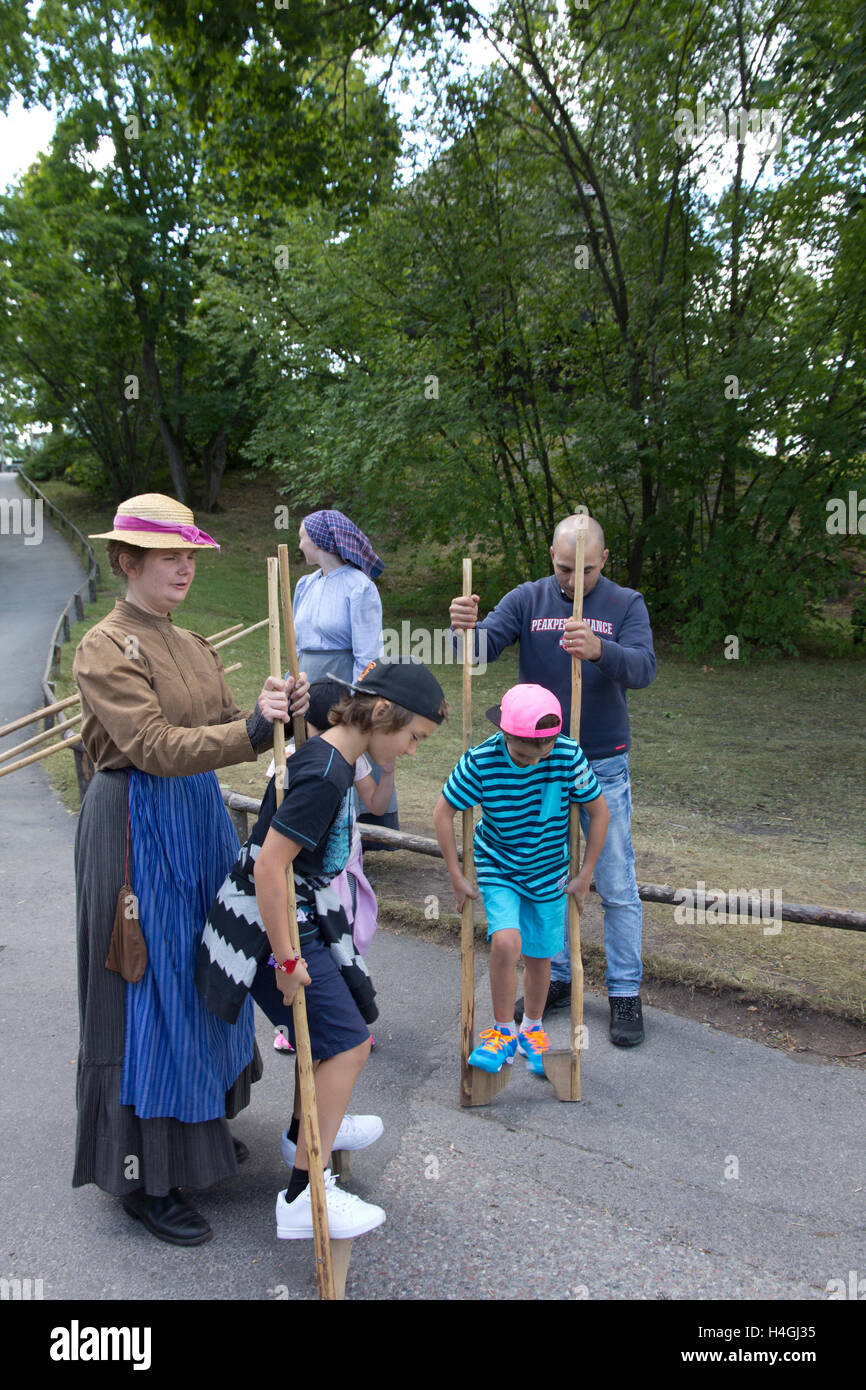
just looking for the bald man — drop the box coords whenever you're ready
[449,514,656,1045]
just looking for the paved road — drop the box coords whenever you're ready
[0,474,86,731]
[1,487,864,1306]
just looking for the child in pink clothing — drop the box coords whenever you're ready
[306,679,394,956]
[331,747,386,956]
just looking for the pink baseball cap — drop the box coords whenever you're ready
[486,684,563,739]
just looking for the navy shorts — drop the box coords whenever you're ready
[250,933,370,1062]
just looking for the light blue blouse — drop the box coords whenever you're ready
[293,565,383,681]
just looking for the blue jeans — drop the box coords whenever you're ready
[550,753,642,996]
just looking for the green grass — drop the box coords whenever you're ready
[37,473,866,1022]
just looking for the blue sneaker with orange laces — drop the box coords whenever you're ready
[517,1025,551,1075]
[468,1026,518,1073]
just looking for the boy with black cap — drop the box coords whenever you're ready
[269,677,392,1056]
[433,684,609,1075]
[198,658,446,1239]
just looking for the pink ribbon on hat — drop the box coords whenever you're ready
[113,515,221,551]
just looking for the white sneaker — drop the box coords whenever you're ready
[276,1171,386,1240]
[280,1114,384,1168]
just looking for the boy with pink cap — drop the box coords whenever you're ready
[434,684,609,1074]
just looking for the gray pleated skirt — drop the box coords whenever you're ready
[73,770,262,1197]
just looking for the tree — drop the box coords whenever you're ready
[240,0,866,650]
[0,146,160,499]
[1,0,406,505]
[0,0,35,110]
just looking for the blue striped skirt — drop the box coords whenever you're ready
[119,770,256,1122]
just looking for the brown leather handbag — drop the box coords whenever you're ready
[105,814,147,983]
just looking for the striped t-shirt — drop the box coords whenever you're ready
[442,733,602,900]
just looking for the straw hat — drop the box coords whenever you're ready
[90,494,220,550]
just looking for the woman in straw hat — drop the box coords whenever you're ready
[72,493,308,1246]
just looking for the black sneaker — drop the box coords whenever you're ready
[514,979,572,1025]
[609,995,644,1046]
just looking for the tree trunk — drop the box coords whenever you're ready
[201,426,228,510]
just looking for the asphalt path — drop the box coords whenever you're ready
[1,483,864,1309]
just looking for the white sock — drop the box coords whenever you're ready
[495,1019,517,1035]
[521,1016,542,1032]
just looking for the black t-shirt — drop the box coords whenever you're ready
[245,735,355,881]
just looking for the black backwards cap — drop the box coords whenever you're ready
[305,678,347,730]
[326,657,446,724]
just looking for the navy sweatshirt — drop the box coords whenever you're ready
[459,573,656,761]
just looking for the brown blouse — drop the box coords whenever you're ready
[73,599,256,776]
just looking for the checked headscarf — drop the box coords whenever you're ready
[303,510,385,579]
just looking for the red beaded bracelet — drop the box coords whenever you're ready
[268,953,299,974]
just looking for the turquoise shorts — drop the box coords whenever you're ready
[480,882,566,959]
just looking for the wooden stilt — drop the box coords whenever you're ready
[276,545,357,1294]
[330,1149,351,1182]
[543,516,589,1102]
[459,556,511,1108]
[268,559,336,1300]
[278,544,308,751]
[329,1239,353,1301]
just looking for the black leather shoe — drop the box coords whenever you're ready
[609,995,644,1046]
[514,979,571,1025]
[232,1137,249,1165]
[122,1188,213,1246]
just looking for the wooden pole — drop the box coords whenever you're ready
[0,621,250,746]
[0,664,241,776]
[276,545,353,1292]
[460,558,476,1106]
[278,544,308,750]
[212,617,269,650]
[543,515,588,1101]
[459,558,510,1107]
[0,712,83,765]
[0,693,80,740]
[215,799,866,934]
[267,558,336,1301]
[567,520,587,1099]
[204,622,243,643]
[0,730,83,778]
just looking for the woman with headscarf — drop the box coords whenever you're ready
[294,509,398,833]
[73,493,308,1247]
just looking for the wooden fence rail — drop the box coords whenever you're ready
[9,474,863,939]
[219,791,866,934]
